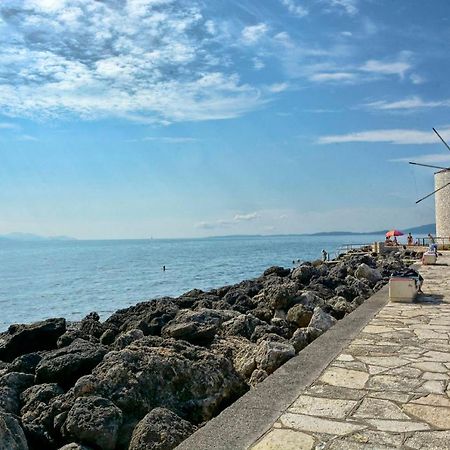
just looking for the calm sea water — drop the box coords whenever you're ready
[0,234,385,330]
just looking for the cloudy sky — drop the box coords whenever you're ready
[0,0,449,238]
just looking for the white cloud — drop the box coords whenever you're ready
[252,57,265,70]
[0,1,269,123]
[196,212,259,229]
[267,82,289,93]
[234,212,258,222]
[241,23,269,45]
[365,96,450,111]
[309,72,356,82]
[360,59,411,78]
[326,0,358,15]
[318,127,450,145]
[280,0,308,18]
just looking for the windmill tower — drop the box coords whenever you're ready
[409,128,450,238]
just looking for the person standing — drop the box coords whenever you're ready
[322,249,328,261]
[407,233,413,246]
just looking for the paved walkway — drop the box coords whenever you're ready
[250,254,450,450]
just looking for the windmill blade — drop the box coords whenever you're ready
[409,161,449,170]
[433,127,450,152]
[416,182,450,204]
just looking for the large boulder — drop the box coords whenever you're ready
[8,353,42,375]
[296,291,325,309]
[35,339,108,387]
[263,266,290,277]
[355,263,382,285]
[0,412,28,450]
[291,264,317,284]
[105,298,179,336]
[262,283,299,310]
[0,372,34,415]
[20,383,65,448]
[286,304,313,328]
[254,341,295,374]
[161,309,231,345]
[221,314,265,340]
[308,307,337,332]
[128,407,194,450]
[0,318,66,362]
[75,337,247,427]
[62,396,122,450]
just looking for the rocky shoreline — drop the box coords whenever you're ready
[0,249,420,450]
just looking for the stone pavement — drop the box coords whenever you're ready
[250,253,450,450]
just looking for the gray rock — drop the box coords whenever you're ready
[161,309,228,345]
[296,291,325,309]
[355,263,382,284]
[78,337,247,426]
[0,372,34,415]
[35,338,108,387]
[113,329,144,350]
[255,341,295,374]
[262,283,298,310]
[58,444,93,450]
[290,328,309,353]
[8,353,42,374]
[286,304,313,328]
[249,369,268,387]
[308,307,337,332]
[221,314,265,340]
[291,264,317,284]
[62,396,122,450]
[128,407,194,450]
[0,412,28,450]
[0,318,66,362]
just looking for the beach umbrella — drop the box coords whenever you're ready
[386,229,404,237]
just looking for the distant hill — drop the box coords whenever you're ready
[0,233,76,241]
[308,223,436,237]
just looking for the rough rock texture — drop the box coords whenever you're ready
[62,396,122,450]
[355,263,382,285]
[161,309,232,345]
[35,339,108,387]
[0,372,34,415]
[78,337,247,426]
[0,318,66,362]
[0,412,28,450]
[0,251,407,450]
[286,304,313,328]
[255,341,295,374]
[308,307,337,332]
[128,407,195,450]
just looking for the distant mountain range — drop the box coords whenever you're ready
[0,232,76,242]
[307,223,436,237]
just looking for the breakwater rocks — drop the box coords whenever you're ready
[0,252,412,450]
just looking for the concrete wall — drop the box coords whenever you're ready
[435,170,450,237]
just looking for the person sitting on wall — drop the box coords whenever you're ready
[407,233,413,246]
[385,236,393,246]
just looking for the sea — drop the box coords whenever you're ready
[0,234,387,331]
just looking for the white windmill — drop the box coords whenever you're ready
[409,128,450,238]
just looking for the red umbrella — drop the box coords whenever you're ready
[386,229,404,238]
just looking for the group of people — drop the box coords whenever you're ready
[385,232,432,247]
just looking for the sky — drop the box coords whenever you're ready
[0,0,450,239]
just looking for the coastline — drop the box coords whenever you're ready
[0,248,420,450]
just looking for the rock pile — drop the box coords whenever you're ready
[0,252,408,450]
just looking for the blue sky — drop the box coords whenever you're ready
[0,0,449,239]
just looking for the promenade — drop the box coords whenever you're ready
[178,252,450,450]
